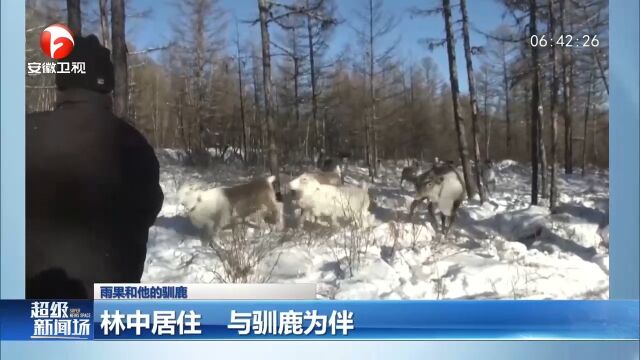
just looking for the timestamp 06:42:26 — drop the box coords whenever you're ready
[530,34,600,48]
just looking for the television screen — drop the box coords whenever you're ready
[1,0,637,356]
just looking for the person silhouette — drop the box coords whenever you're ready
[26,34,164,299]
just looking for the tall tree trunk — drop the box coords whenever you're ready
[592,109,598,164]
[153,72,159,147]
[548,0,559,209]
[128,65,136,123]
[66,0,82,36]
[235,20,247,163]
[292,30,302,160]
[529,0,541,205]
[483,66,491,159]
[524,84,531,158]
[560,0,573,174]
[99,0,110,48]
[583,7,608,96]
[593,48,608,95]
[538,77,548,198]
[368,0,378,179]
[258,0,281,194]
[502,47,512,156]
[322,106,327,151]
[178,86,190,154]
[306,0,320,155]
[237,61,247,164]
[442,0,475,198]
[582,69,594,176]
[252,49,264,165]
[111,0,128,119]
[459,0,485,202]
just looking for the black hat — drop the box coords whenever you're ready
[55,34,114,94]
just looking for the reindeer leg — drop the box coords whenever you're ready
[427,202,439,233]
[444,200,462,235]
[440,213,448,235]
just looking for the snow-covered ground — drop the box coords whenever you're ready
[142,149,610,300]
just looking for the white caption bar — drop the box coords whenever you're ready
[94,283,317,300]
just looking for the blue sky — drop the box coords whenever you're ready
[127,0,512,92]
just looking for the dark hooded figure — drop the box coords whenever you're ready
[25,35,164,299]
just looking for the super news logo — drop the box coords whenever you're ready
[28,23,86,75]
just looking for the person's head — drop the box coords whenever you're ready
[55,34,114,94]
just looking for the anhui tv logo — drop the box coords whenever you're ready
[39,24,75,60]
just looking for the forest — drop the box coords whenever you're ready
[26,0,608,203]
[25,0,610,298]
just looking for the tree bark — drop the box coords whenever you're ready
[368,0,378,179]
[66,0,82,36]
[252,47,264,165]
[442,0,475,198]
[235,21,247,163]
[459,0,485,202]
[529,0,541,205]
[99,0,110,48]
[258,0,281,193]
[292,27,302,159]
[582,70,594,176]
[560,0,573,174]
[483,66,491,160]
[111,0,128,119]
[593,48,608,95]
[538,77,548,198]
[548,0,560,209]
[502,46,512,156]
[306,0,320,156]
[153,71,159,147]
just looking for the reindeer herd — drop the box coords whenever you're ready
[177,150,500,246]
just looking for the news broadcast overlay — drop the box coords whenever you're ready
[94,283,317,300]
[24,0,612,303]
[0,287,638,340]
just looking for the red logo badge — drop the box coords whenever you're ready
[40,24,75,60]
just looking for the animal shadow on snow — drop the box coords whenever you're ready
[370,204,399,223]
[423,204,600,261]
[154,215,201,237]
[552,203,609,227]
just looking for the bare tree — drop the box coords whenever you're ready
[538,73,548,198]
[529,0,541,205]
[257,0,281,193]
[99,0,110,49]
[111,0,127,119]
[233,19,248,163]
[478,64,493,159]
[306,0,320,155]
[481,26,516,157]
[272,13,305,160]
[251,44,265,166]
[459,0,485,202]
[582,69,594,176]
[253,0,336,189]
[548,0,560,209]
[560,0,573,174]
[353,0,399,179]
[442,0,475,198]
[170,0,227,161]
[301,0,336,157]
[580,1,608,95]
